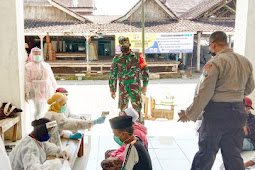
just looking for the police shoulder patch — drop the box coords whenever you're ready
[204,64,212,77]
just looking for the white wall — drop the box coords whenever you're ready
[234,0,255,100]
[0,0,26,138]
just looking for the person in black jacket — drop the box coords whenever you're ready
[243,97,255,150]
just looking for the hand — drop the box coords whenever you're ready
[111,92,116,100]
[243,126,248,136]
[80,116,86,120]
[178,110,190,123]
[141,86,147,95]
[61,147,70,160]
[69,132,82,139]
[94,116,106,124]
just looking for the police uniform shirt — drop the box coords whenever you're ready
[186,48,255,121]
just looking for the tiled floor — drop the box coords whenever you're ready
[22,78,255,170]
[73,120,255,170]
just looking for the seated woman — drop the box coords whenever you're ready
[45,93,105,139]
[101,107,148,170]
[9,118,70,170]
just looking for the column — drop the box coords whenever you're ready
[39,35,45,59]
[0,0,25,138]
[234,0,255,99]
[85,36,90,63]
[196,31,202,72]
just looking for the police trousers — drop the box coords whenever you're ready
[191,101,247,170]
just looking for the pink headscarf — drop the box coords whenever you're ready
[28,47,42,62]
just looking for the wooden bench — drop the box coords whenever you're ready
[0,116,20,144]
[61,136,84,169]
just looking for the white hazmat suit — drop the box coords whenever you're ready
[25,47,57,119]
[9,136,63,170]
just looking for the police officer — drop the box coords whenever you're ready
[178,31,255,170]
[109,36,149,121]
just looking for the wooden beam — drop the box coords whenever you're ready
[203,2,226,18]
[224,5,236,14]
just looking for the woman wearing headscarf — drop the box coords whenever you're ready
[44,93,106,139]
[25,47,57,120]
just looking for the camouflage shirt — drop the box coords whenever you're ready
[109,51,149,92]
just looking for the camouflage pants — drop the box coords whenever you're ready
[118,83,142,120]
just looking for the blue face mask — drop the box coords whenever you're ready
[33,55,42,62]
[60,105,67,113]
[39,134,51,142]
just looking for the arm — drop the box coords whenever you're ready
[59,116,94,131]
[245,66,255,96]
[138,54,149,87]
[22,146,62,170]
[44,141,61,156]
[110,145,126,162]
[186,63,219,121]
[109,57,118,92]
[25,64,32,95]
[48,65,57,90]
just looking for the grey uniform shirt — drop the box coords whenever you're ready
[186,48,254,121]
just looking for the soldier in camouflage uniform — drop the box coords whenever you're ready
[109,36,149,121]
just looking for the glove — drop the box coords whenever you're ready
[70,132,82,139]
[25,93,30,103]
[61,147,71,160]
[94,116,106,124]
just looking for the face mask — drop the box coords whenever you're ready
[121,47,130,54]
[208,51,216,57]
[33,55,42,62]
[60,105,67,113]
[114,133,124,146]
[39,134,51,142]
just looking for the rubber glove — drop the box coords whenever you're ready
[61,147,71,160]
[69,132,82,139]
[94,116,106,124]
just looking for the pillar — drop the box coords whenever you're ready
[39,35,45,59]
[196,31,202,72]
[0,0,25,138]
[85,36,90,63]
[234,0,255,100]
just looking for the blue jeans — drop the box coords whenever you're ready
[243,138,255,151]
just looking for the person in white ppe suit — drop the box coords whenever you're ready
[9,118,70,170]
[25,47,57,120]
[45,93,106,140]
[0,137,11,170]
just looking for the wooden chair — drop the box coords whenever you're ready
[150,96,176,120]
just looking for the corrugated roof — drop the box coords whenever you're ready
[164,0,205,16]
[180,0,225,19]
[24,19,234,35]
[53,0,94,8]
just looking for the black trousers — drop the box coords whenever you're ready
[191,101,247,170]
